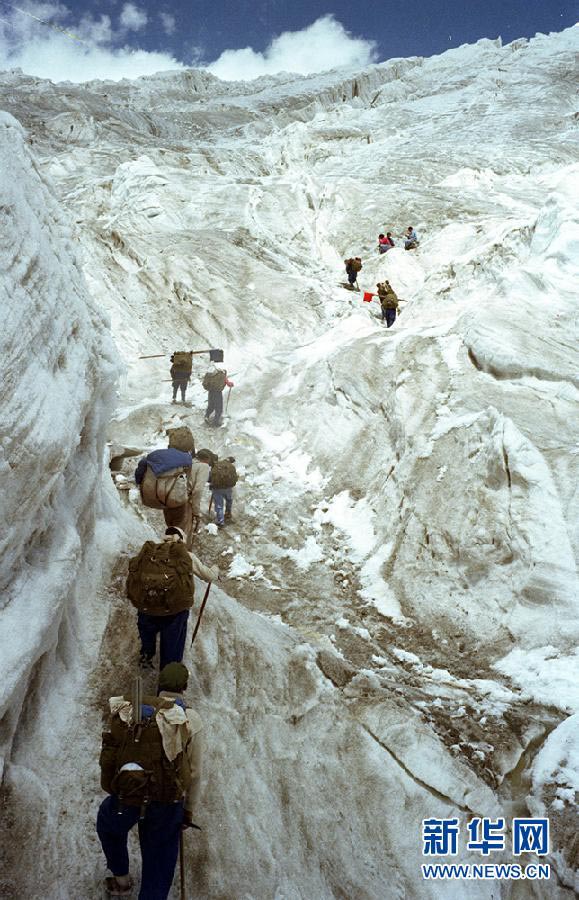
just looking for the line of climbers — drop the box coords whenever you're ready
[343,261,402,329]
[169,348,234,425]
[97,223,417,894]
[97,420,239,898]
[343,226,419,329]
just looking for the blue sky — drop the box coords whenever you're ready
[146,0,577,63]
[0,0,576,81]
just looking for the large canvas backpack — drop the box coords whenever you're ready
[171,351,193,376]
[126,540,194,615]
[202,370,227,392]
[211,460,238,489]
[378,281,399,308]
[100,696,191,806]
[167,426,195,454]
[140,465,189,510]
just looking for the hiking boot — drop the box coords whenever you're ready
[171,399,177,404]
[224,512,232,522]
[139,651,154,670]
[104,875,133,897]
[216,522,225,529]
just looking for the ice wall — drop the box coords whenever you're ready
[0,113,120,776]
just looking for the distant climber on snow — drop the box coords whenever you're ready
[404,226,419,250]
[97,662,203,899]
[135,426,196,548]
[126,525,219,670]
[202,350,233,428]
[170,351,193,404]
[344,257,362,289]
[378,233,395,253]
[377,280,400,327]
[209,456,238,528]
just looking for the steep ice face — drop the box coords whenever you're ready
[0,25,578,898]
[0,113,120,775]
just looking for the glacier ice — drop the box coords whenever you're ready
[0,25,578,899]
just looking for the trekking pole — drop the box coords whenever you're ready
[132,675,143,736]
[225,386,232,415]
[208,496,213,515]
[139,349,216,360]
[191,583,212,646]
[179,831,186,900]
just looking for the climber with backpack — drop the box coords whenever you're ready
[97,662,202,899]
[127,525,219,669]
[377,280,400,327]
[209,456,238,528]
[135,426,196,548]
[344,257,362,289]
[202,350,233,428]
[188,449,214,534]
[170,351,193,404]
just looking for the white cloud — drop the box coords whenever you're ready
[0,7,376,85]
[2,38,185,82]
[77,14,113,46]
[119,3,147,32]
[0,1,183,82]
[159,12,176,37]
[207,15,377,81]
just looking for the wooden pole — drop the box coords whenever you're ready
[139,349,214,360]
[191,584,212,646]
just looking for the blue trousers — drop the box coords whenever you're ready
[171,378,188,401]
[382,307,396,328]
[211,488,233,525]
[205,390,223,424]
[137,609,189,668]
[97,795,183,900]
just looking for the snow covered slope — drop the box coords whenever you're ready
[0,25,578,898]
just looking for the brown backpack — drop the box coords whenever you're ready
[197,448,218,466]
[378,281,399,308]
[202,370,227,392]
[140,465,189,510]
[171,351,193,376]
[126,540,194,615]
[167,426,195,454]
[100,695,192,806]
[352,258,363,272]
[210,460,238,489]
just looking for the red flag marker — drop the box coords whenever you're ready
[363,291,375,302]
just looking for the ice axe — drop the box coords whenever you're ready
[191,583,212,646]
[179,832,186,900]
